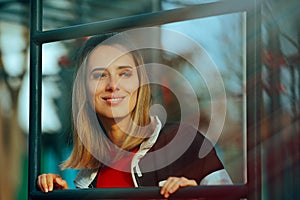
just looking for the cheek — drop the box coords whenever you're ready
[88,79,104,92]
[124,76,140,92]
[87,81,104,102]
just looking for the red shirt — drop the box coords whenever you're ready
[96,148,138,188]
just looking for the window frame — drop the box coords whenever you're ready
[28,0,262,199]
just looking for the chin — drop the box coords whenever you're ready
[99,112,132,121]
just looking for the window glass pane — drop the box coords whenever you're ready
[41,13,246,188]
[161,12,247,184]
[42,0,156,30]
[41,40,78,188]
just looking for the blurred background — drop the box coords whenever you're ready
[0,0,299,199]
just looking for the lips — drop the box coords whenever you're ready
[102,96,125,105]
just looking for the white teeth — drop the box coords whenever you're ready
[109,98,122,101]
[100,96,124,104]
[106,97,123,103]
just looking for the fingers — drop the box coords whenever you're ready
[55,177,69,189]
[37,174,53,193]
[160,177,180,198]
[37,174,68,193]
[160,177,197,198]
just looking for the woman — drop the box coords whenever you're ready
[37,33,232,198]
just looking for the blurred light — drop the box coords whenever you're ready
[0,21,26,76]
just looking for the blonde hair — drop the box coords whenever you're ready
[61,35,151,169]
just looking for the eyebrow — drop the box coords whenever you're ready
[90,66,133,73]
[117,65,133,70]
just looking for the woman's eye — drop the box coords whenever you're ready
[120,71,133,78]
[91,72,107,79]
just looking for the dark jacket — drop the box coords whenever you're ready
[134,122,224,186]
[74,117,231,188]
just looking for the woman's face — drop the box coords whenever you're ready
[86,45,139,120]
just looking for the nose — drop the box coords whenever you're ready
[105,76,119,91]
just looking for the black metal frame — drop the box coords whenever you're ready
[28,0,263,199]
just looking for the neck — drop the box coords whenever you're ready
[99,115,131,147]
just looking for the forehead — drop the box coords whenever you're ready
[87,44,136,68]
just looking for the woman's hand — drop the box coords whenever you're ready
[160,177,197,198]
[37,174,68,193]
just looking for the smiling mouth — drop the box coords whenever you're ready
[102,96,125,105]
